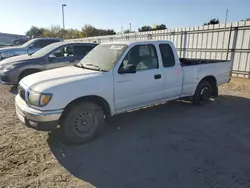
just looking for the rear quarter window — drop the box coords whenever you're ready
[159,44,175,67]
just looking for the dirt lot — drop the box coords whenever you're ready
[0,78,250,188]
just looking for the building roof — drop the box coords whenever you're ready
[0,32,25,37]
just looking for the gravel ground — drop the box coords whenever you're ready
[0,78,250,188]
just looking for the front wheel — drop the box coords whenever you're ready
[60,101,104,144]
[192,80,212,105]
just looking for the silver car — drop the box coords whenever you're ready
[0,42,97,85]
[0,38,62,61]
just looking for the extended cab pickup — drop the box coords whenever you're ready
[15,40,232,144]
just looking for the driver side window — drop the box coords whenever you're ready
[120,44,158,71]
[49,45,74,59]
[30,40,44,48]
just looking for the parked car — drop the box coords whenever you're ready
[0,38,62,61]
[0,42,97,84]
[12,38,29,45]
[15,40,232,144]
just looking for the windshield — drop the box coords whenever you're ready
[20,39,36,48]
[79,44,127,71]
[31,43,61,57]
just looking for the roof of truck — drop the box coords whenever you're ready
[101,40,172,46]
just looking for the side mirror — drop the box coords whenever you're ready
[29,44,35,49]
[119,64,136,74]
[48,54,56,61]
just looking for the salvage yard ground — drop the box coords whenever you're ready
[0,78,250,188]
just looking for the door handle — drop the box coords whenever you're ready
[154,74,161,79]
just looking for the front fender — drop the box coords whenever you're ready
[19,63,45,73]
[30,73,115,115]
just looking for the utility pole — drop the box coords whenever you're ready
[221,8,228,58]
[225,8,228,25]
[62,4,66,29]
[129,23,131,32]
[121,25,124,34]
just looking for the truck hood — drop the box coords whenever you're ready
[20,66,102,91]
[0,54,38,67]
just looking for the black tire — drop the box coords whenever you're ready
[60,101,104,144]
[192,80,212,105]
[19,70,40,82]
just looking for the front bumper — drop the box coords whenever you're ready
[0,69,17,85]
[15,95,63,131]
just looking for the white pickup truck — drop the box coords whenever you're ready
[15,40,232,144]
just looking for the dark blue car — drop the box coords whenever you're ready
[0,42,97,84]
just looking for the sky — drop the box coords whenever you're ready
[0,0,249,35]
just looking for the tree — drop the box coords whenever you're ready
[82,25,116,37]
[203,18,220,26]
[138,25,152,32]
[41,29,54,38]
[155,24,167,30]
[241,18,250,21]
[64,29,83,39]
[99,29,116,36]
[26,26,45,38]
[124,29,131,34]
[81,25,99,37]
[25,24,116,39]
[123,29,135,34]
[138,24,167,32]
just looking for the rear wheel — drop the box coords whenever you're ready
[60,101,104,144]
[192,80,212,105]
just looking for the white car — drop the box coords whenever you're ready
[15,40,232,144]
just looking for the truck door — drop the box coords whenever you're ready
[159,43,182,100]
[114,44,164,112]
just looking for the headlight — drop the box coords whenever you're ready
[3,64,17,70]
[28,90,52,106]
[1,52,11,59]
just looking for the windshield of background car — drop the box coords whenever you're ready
[20,39,36,48]
[79,44,127,71]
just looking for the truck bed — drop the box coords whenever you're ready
[180,58,229,67]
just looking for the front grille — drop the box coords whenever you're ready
[18,86,26,101]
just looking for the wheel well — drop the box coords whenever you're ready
[200,76,218,97]
[19,69,40,80]
[60,95,111,122]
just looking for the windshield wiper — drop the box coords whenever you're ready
[84,63,107,72]
[73,63,107,72]
[73,64,83,68]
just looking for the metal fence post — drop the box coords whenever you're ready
[148,34,152,40]
[179,31,183,57]
[226,24,233,60]
[230,27,238,76]
[182,31,187,58]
